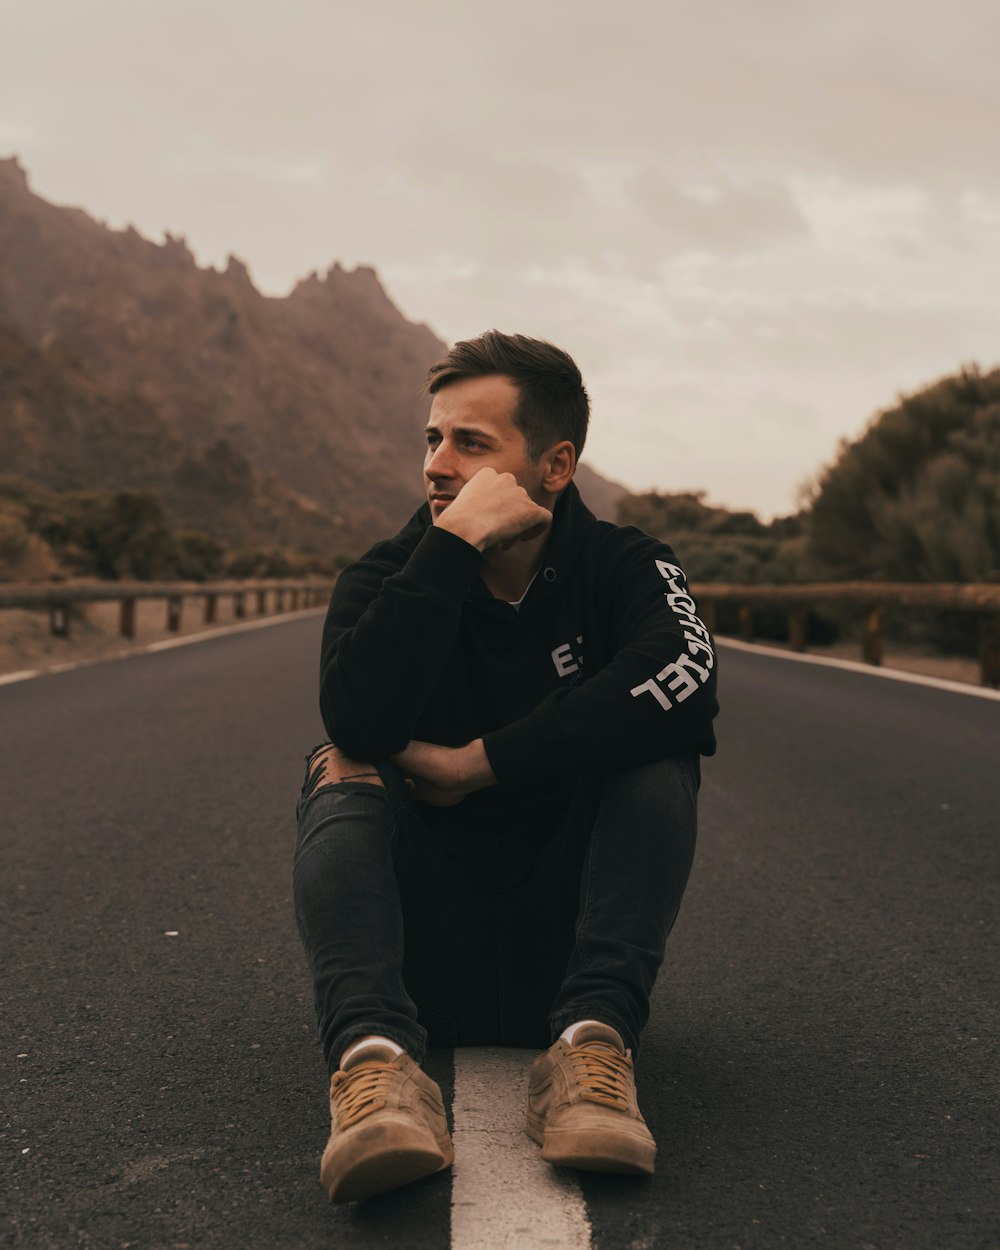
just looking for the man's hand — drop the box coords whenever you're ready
[391,738,497,807]
[435,468,551,553]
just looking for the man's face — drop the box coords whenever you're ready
[423,374,545,518]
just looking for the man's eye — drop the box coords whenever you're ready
[464,439,485,450]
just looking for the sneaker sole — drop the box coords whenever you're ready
[321,1120,454,1203]
[527,1115,655,1176]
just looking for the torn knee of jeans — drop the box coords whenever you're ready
[302,742,384,801]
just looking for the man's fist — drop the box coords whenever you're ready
[391,739,497,806]
[434,468,551,552]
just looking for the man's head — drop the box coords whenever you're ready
[425,330,589,463]
[422,331,588,520]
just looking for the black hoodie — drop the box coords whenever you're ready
[319,482,718,834]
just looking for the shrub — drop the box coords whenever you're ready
[174,530,226,581]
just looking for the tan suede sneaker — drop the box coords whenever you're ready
[320,1046,454,1203]
[526,1022,656,1174]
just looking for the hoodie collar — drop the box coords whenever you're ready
[408,479,597,613]
[470,480,597,615]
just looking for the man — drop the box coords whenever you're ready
[293,331,718,1203]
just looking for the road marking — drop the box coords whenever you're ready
[0,608,327,687]
[451,1049,591,1250]
[717,637,1000,702]
[0,668,43,686]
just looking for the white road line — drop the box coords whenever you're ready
[0,608,327,687]
[0,668,43,687]
[451,1049,591,1250]
[717,636,1000,702]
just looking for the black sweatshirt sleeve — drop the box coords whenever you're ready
[318,523,483,760]
[482,529,718,785]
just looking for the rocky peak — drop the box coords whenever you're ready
[223,253,256,292]
[160,231,196,268]
[0,155,29,188]
[288,261,399,317]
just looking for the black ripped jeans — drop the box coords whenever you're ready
[292,752,700,1073]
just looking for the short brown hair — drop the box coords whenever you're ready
[426,330,589,461]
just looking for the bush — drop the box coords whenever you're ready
[615,491,813,586]
[65,490,178,579]
[225,546,296,579]
[0,476,348,582]
[174,530,226,581]
[0,506,31,571]
[805,366,1000,582]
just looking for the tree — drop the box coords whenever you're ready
[805,366,1000,582]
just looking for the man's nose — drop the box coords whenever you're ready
[425,441,456,479]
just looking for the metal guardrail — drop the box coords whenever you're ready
[693,582,1000,686]
[0,578,332,640]
[2,577,998,686]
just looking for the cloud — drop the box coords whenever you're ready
[630,172,809,255]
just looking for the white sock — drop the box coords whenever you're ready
[560,1019,624,1050]
[340,1035,404,1070]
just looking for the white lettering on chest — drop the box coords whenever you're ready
[551,635,584,677]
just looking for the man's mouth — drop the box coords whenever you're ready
[430,494,455,507]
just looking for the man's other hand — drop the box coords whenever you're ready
[435,468,551,553]
[391,739,497,807]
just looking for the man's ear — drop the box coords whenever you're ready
[541,441,576,494]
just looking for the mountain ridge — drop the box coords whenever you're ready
[0,156,624,571]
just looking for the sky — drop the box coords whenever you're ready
[3,0,999,517]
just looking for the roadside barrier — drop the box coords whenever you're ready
[2,578,998,687]
[0,578,333,640]
[693,582,1000,687]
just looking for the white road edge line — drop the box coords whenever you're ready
[0,668,43,687]
[0,607,327,687]
[451,1049,592,1250]
[717,636,1000,702]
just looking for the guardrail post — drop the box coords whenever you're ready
[50,603,70,638]
[257,589,267,615]
[980,614,1000,687]
[233,591,246,619]
[738,603,753,642]
[862,607,882,665]
[120,599,136,639]
[204,593,217,624]
[788,607,808,653]
[275,588,285,612]
[167,595,183,633]
[290,589,300,611]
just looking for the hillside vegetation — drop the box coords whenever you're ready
[616,490,807,585]
[0,478,339,583]
[619,363,1000,589]
[804,365,1000,583]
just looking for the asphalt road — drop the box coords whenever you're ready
[2,617,998,1250]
